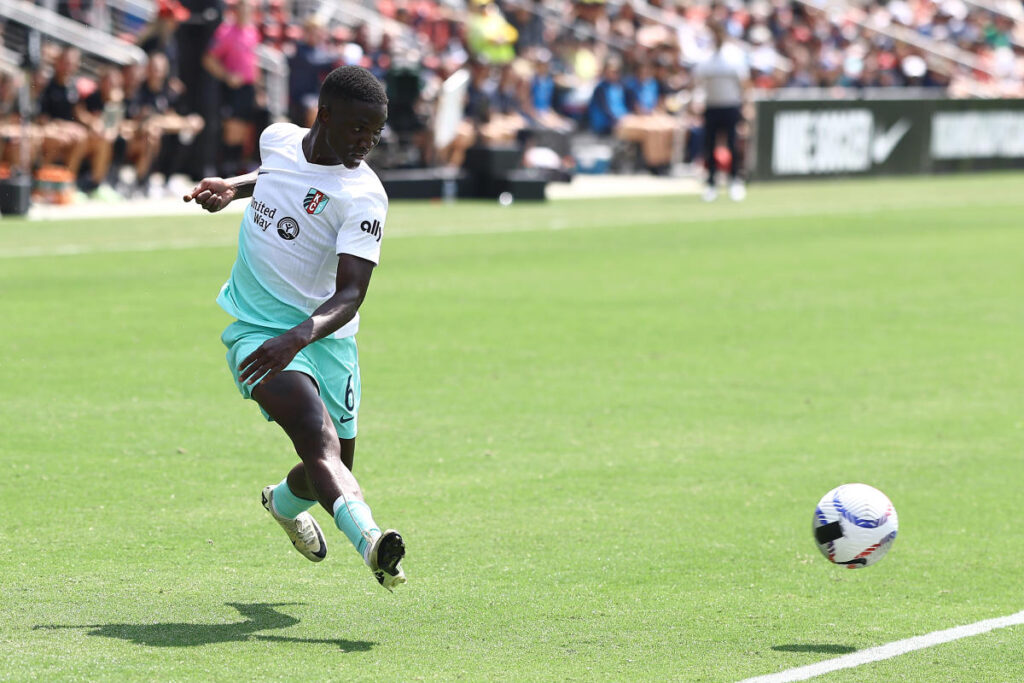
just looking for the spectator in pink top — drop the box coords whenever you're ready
[203,0,260,175]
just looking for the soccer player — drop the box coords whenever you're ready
[183,66,406,590]
[693,22,750,202]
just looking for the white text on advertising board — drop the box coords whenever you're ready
[772,110,911,175]
[931,111,1024,159]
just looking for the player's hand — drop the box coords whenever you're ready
[237,332,306,386]
[183,177,236,213]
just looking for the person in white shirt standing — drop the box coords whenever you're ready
[693,23,750,202]
[183,66,406,591]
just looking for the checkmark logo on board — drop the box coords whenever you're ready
[871,119,911,164]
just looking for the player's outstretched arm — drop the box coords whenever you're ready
[237,255,375,386]
[183,170,259,213]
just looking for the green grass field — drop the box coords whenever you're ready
[1,173,1022,681]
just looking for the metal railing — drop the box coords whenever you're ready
[0,0,146,66]
[309,0,418,49]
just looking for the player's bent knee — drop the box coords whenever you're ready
[276,405,340,459]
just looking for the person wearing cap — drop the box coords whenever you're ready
[693,22,750,202]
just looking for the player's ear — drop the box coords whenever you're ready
[317,104,330,124]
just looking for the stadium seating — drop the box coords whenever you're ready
[1,0,1020,206]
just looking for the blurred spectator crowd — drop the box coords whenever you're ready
[0,0,1022,201]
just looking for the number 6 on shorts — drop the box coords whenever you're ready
[344,374,355,412]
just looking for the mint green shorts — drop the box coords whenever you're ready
[220,320,361,439]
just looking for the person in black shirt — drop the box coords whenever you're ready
[39,47,119,197]
[175,0,223,178]
[135,52,204,195]
[36,47,90,181]
[478,61,526,145]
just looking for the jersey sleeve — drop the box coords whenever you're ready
[335,186,387,264]
[257,122,291,164]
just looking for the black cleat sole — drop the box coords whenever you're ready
[376,531,406,577]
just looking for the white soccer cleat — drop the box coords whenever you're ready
[261,485,327,562]
[729,180,747,202]
[365,529,406,591]
[702,186,718,202]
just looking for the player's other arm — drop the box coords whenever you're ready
[237,255,374,385]
[183,170,259,212]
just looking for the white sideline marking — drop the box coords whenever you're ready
[3,193,1022,260]
[739,610,1024,683]
[0,198,1002,260]
[0,238,238,258]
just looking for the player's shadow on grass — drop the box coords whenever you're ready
[772,643,857,655]
[35,602,372,652]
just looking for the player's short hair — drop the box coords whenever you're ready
[319,65,388,108]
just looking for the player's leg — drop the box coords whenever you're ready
[702,109,720,201]
[253,371,404,587]
[252,372,358,508]
[252,371,345,563]
[221,320,405,585]
[283,435,356,500]
[724,108,740,181]
[330,439,406,590]
[279,434,399,571]
[704,110,719,185]
[725,108,746,201]
[282,458,405,591]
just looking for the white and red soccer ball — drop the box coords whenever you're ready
[813,483,898,568]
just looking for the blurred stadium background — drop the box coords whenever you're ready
[0,0,1021,212]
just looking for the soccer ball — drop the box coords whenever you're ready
[813,483,898,568]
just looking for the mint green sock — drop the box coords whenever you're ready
[332,498,381,559]
[271,479,316,519]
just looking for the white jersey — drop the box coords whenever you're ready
[694,43,750,107]
[217,122,388,339]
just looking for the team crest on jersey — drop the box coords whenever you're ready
[304,188,329,215]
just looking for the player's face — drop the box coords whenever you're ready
[323,98,388,169]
